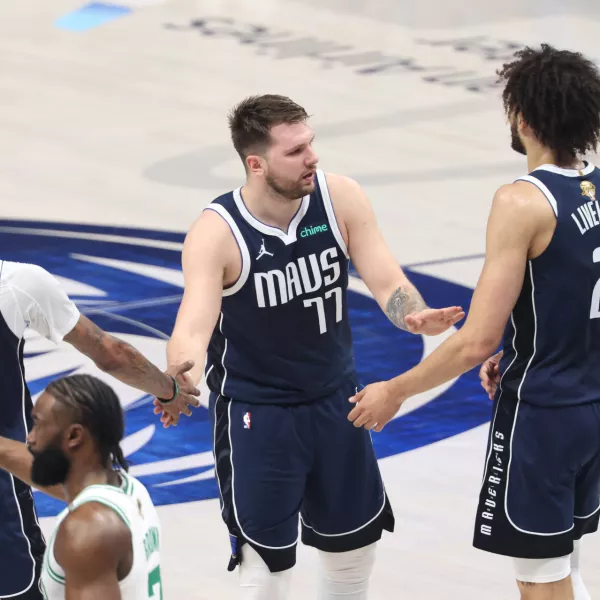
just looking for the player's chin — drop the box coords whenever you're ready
[299,175,316,192]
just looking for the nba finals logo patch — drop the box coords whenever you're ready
[243,412,252,429]
[581,181,596,201]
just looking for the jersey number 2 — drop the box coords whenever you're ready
[591,248,600,319]
[304,287,342,334]
[148,566,163,599]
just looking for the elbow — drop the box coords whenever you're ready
[462,335,501,366]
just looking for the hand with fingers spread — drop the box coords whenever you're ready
[347,381,405,432]
[479,350,503,401]
[153,360,201,428]
[404,306,465,336]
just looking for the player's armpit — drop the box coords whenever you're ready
[56,503,129,600]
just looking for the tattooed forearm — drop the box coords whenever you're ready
[108,337,174,398]
[385,286,427,330]
[64,315,173,398]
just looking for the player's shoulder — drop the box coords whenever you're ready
[321,172,363,196]
[184,197,238,253]
[55,500,131,572]
[493,181,554,216]
[58,500,130,550]
[0,260,63,298]
[320,172,371,218]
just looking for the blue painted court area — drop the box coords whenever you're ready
[55,2,132,31]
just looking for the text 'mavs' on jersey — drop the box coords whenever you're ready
[500,162,600,407]
[204,170,355,404]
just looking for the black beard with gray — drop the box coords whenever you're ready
[30,444,71,487]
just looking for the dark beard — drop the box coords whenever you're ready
[510,121,527,155]
[30,444,71,487]
[265,173,311,200]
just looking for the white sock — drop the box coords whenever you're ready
[571,541,591,600]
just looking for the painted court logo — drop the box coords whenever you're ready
[0,219,488,516]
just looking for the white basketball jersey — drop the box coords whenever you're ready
[40,472,162,600]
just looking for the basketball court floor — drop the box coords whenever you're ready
[1,0,599,597]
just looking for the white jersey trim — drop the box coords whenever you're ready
[516,176,558,217]
[205,205,251,297]
[316,170,349,259]
[536,162,595,178]
[233,188,310,245]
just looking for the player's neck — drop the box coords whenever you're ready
[527,146,585,172]
[241,182,303,231]
[63,463,121,504]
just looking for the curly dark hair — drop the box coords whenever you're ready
[228,94,309,161]
[498,44,600,164]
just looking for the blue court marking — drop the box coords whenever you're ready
[55,3,132,31]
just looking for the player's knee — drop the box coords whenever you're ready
[239,544,292,600]
[318,543,376,593]
[513,554,571,585]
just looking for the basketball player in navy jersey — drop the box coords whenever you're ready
[349,45,600,600]
[163,94,464,599]
[0,261,199,600]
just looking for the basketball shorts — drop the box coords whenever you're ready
[473,394,600,558]
[209,378,395,572]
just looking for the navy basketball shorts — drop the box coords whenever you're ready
[209,379,395,573]
[473,394,600,559]
[0,476,45,600]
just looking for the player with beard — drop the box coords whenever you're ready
[347,45,600,600]
[162,94,465,599]
[0,259,199,600]
[0,374,161,600]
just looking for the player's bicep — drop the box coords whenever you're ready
[462,187,533,350]
[337,177,410,309]
[65,573,121,600]
[57,507,126,600]
[171,214,225,342]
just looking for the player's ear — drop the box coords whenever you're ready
[246,154,265,176]
[517,113,529,135]
[65,423,85,452]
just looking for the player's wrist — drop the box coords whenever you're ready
[157,375,179,404]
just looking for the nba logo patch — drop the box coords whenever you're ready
[243,412,252,429]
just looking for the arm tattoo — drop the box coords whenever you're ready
[68,316,173,398]
[385,286,427,330]
[110,337,173,398]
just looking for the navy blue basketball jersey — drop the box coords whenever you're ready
[499,162,600,407]
[204,170,356,404]
[0,261,80,597]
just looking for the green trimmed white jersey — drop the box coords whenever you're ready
[40,472,162,600]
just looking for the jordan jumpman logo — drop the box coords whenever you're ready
[256,239,274,260]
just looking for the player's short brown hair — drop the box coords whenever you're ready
[228,94,309,161]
